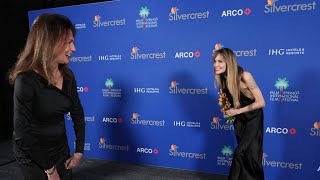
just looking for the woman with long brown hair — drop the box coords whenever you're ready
[9,13,85,180]
[213,47,265,180]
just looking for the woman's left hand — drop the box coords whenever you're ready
[64,152,83,169]
[224,108,240,117]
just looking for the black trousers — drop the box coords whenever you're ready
[18,148,72,180]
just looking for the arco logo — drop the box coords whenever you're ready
[77,86,89,93]
[102,117,123,123]
[265,127,296,135]
[174,51,200,59]
[221,8,251,17]
[136,147,159,155]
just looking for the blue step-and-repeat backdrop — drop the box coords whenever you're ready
[29,0,320,179]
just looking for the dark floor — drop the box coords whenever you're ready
[0,139,228,180]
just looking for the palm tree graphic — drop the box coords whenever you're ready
[274,78,289,102]
[105,78,114,95]
[221,146,233,160]
[274,78,289,94]
[139,7,150,29]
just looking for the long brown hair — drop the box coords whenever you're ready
[213,48,244,108]
[8,13,75,85]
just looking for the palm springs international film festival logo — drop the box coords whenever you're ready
[265,0,316,14]
[216,145,233,167]
[131,113,165,127]
[169,7,210,21]
[102,78,122,98]
[130,47,166,60]
[211,117,234,131]
[213,43,257,57]
[269,78,299,102]
[169,144,206,160]
[93,15,126,28]
[136,7,158,29]
[262,153,303,170]
[310,122,320,137]
[169,81,208,95]
[99,138,129,152]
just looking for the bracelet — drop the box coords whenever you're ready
[45,166,56,175]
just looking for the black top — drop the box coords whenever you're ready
[12,70,85,169]
[224,88,262,121]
